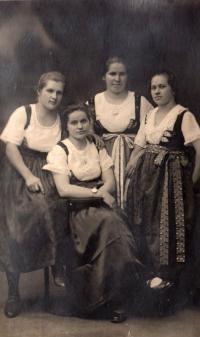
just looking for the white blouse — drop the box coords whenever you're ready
[43,139,113,181]
[94,91,153,133]
[134,104,200,147]
[0,104,61,152]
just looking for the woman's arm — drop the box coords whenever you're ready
[6,142,44,193]
[97,168,116,208]
[98,167,115,194]
[53,173,99,198]
[53,169,116,208]
[192,139,200,183]
[125,144,145,177]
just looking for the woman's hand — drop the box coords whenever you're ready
[25,174,44,194]
[125,146,145,178]
[97,189,116,208]
[87,133,105,149]
[193,171,200,185]
[125,159,137,178]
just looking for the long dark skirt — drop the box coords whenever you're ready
[0,147,67,273]
[66,204,142,313]
[126,150,193,282]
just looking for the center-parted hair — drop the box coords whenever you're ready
[62,103,91,127]
[37,71,66,92]
[103,56,128,76]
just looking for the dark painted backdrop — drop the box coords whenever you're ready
[0,0,200,128]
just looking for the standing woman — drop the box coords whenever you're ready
[126,70,200,289]
[0,71,66,317]
[86,56,152,208]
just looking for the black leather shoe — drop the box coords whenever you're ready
[110,309,127,323]
[4,296,21,318]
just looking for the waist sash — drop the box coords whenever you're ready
[146,144,189,265]
[103,133,135,208]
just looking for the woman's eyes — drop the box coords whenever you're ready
[108,72,126,76]
[151,85,166,90]
[46,89,63,95]
[70,119,88,125]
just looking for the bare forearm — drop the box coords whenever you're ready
[53,174,98,198]
[98,169,115,194]
[98,180,115,195]
[192,140,200,184]
[193,155,200,183]
[129,144,144,162]
[6,143,32,180]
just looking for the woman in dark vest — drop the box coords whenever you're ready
[86,56,152,209]
[126,70,200,299]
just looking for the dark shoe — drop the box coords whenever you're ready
[52,265,66,288]
[4,296,21,318]
[110,309,127,323]
[54,275,65,288]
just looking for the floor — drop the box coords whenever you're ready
[0,270,200,337]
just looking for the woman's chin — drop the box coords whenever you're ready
[74,133,87,140]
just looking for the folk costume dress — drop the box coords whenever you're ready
[126,104,200,281]
[44,138,143,313]
[87,91,152,208]
[0,104,66,273]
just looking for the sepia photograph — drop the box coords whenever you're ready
[0,0,200,336]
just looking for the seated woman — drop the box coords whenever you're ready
[43,103,143,322]
[126,70,200,299]
[0,71,67,318]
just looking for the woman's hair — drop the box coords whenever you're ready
[149,69,178,96]
[103,56,128,75]
[62,103,91,127]
[37,71,66,92]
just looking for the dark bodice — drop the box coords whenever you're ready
[86,94,141,136]
[147,110,187,151]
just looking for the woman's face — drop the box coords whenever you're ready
[38,80,64,111]
[67,110,90,141]
[104,62,127,95]
[151,74,175,106]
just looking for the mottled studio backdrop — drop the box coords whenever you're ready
[0,0,200,128]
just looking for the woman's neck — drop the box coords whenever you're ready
[157,101,176,115]
[104,90,128,104]
[68,136,87,150]
[35,103,57,127]
[155,101,176,126]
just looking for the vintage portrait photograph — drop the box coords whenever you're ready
[0,0,200,336]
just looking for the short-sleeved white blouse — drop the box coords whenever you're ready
[134,104,200,148]
[94,91,153,133]
[43,139,114,181]
[0,104,61,152]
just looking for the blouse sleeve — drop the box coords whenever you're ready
[0,106,27,145]
[140,96,153,122]
[134,115,147,148]
[99,148,114,172]
[181,111,200,145]
[43,145,70,175]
